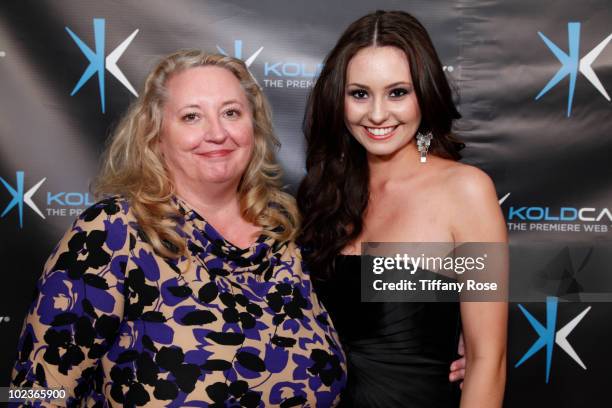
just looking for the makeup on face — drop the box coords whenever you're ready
[344,46,422,158]
[159,66,255,189]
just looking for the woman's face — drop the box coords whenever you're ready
[344,46,422,158]
[159,66,254,192]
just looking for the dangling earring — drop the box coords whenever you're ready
[416,131,433,163]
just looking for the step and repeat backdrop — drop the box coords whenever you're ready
[1,0,611,406]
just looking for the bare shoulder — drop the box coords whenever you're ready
[440,161,497,204]
[433,160,506,241]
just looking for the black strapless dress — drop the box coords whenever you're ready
[314,255,462,408]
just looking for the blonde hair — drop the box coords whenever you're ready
[94,49,299,258]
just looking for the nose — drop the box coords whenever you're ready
[202,115,228,144]
[368,96,389,125]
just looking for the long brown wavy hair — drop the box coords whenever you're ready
[94,50,299,259]
[297,10,464,278]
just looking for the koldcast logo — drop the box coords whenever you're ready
[536,22,612,117]
[66,18,139,113]
[501,193,612,234]
[217,39,323,89]
[1,171,94,228]
[515,296,590,383]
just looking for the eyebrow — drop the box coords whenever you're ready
[178,99,245,111]
[346,81,412,89]
[179,104,201,111]
[220,98,244,107]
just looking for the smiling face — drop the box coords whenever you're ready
[159,66,254,194]
[344,46,422,158]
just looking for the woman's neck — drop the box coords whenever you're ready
[367,140,422,188]
[175,182,242,221]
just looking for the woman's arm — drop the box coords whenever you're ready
[11,197,129,407]
[459,301,507,408]
[450,166,508,408]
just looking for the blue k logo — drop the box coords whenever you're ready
[536,22,612,117]
[515,296,590,383]
[217,40,264,68]
[0,171,46,228]
[66,18,139,113]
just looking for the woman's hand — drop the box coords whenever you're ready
[449,333,466,388]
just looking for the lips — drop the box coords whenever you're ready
[364,125,398,140]
[198,149,233,158]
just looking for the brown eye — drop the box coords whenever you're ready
[224,109,241,118]
[350,89,368,99]
[182,112,199,122]
[389,88,409,98]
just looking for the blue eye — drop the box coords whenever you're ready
[350,89,368,99]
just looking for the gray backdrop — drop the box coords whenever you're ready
[1,1,611,406]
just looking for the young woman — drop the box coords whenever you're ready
[298,10,507,407]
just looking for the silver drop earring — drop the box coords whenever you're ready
[416,131,433,163]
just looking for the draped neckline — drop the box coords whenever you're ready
[173,196,277,272]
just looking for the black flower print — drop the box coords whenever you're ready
[11,196,346,406]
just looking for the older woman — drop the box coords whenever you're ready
[11,51,345,407]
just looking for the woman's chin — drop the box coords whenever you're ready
[194,165,245,186]
[200,173,242,186]
[362,145,402,158]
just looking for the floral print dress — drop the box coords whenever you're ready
[11,196,346,407]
